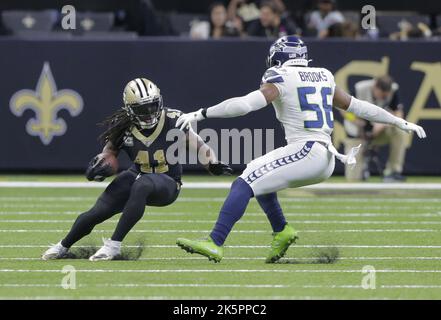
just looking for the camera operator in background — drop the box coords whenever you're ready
[344,76,408,182]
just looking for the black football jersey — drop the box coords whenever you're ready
[120,108,186,182]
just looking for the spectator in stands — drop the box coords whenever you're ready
[343,76,408,182]
[327,21,359,38]
[190,2,242,39]
[209,2,242,38]
[228,0,260,26]
[307,0,345,38]
[227,0,287,30]
[389,20,432,40]
[246,1,297,38]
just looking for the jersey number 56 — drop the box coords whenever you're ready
[297,86,334,129]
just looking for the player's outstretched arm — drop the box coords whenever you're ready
[333,86,427,139]
[176,83,279,131]
[186,128,233,175]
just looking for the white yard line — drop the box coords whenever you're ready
[0,283,289,288]
[97,283,287,288]
[0,295,338,300]
[1,269,441,273]
[0,256,440,261]
[2,198,441,209]
[1,213,441,222]
[0,197,97,202]
[171,197,441,203]
[0,204,89,208]
[283,205,441,210]
[0,228,438,233]
[139,256,441,261]
[380,285,441,288]
[1,283,440,289]
[303,229,441,232]
[0,229,266,233]
[1,244,441,249]
[1,212,441,218]
[1,196,441,203]
[0,182,234,189]
[301,285,441,289]
[0,212,80,215]
[1,181,441,190]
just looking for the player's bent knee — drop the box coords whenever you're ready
[92,197,114,215]
[230,177,254,197]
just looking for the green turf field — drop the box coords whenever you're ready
[0,175,441,300]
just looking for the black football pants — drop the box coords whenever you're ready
[61,170,180,247]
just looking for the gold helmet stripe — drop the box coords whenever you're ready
[135,78,148,98]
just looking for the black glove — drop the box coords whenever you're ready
[85,155,114,182]
[208,161,233,176]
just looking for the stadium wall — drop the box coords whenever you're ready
[1,38,440,174]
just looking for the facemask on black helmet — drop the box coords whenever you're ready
[125,96,163,129]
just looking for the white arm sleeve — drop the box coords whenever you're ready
[206,90,268,118]
[347,97,404,126]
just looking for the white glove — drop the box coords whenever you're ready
[395,119,427,138]
[176,108,205,131]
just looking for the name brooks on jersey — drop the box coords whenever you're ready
[298,71,328,82]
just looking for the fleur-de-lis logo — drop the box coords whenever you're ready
[10,62,83,145]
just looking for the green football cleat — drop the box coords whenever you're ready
[176,237,224,263]
[266,224,298,263]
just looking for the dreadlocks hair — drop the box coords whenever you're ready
[98,108,133,147]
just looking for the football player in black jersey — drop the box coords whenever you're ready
[42,78,232,261]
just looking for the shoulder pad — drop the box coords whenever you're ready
[165,108,189,132]
[261,68,284,84]
[166,108,183,119]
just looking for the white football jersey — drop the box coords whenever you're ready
[261,66,336,145]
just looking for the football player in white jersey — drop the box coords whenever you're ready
[175,35,426,263]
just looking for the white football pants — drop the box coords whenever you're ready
[240,140,335,196]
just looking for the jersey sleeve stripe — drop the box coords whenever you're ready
[263,75,284,83]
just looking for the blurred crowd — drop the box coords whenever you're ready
[162,0,441,40]
[1,0,441,40]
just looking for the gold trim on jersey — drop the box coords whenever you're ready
[130,110,165,147]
